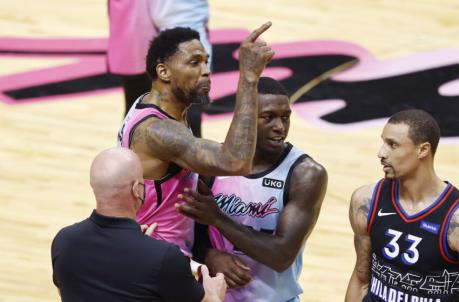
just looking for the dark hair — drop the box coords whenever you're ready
[388,109,441,155]
[146,27,200,79]
[258,77,288,96]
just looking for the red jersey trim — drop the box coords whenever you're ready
[391,182,454,223]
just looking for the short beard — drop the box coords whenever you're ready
[175,86,210,104]
[193,95,211,104]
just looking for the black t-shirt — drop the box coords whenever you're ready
[51,210,204,302]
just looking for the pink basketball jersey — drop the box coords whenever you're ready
[118,96,198,256]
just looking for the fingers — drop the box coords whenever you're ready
[215,272,225,281]
[197,179,212,195]
[244,21,272,43]
[183,186,214,204]
[224,270,251,288]
[144,222,157,236]
[225,276,239,289]
[214,272,228,300]
[140,223,157,236]
[256,41,267,47]
[234,258,251,271]
[230,260,251,284]
[200,264,210,278]
[177,192,196,204]
[175,203,200,218]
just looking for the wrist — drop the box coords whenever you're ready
[239,71,260,84]
[213,210,228,230]
[202,292,221,302]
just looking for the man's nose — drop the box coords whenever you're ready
[272,118,285,132]
[377,144,386,159]
[202,62,210,76]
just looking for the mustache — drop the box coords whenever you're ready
[380,160,390,166]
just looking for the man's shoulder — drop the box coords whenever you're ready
[51,217,92,256]
[290,156,327,184]
[350,183,377,212]
[53,217,91,240]
[133,233,181,256]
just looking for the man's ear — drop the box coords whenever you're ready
[132,180,141,199]
[156,63,170,82]
[417,142,431,159]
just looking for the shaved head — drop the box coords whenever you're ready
[90,148,144,217]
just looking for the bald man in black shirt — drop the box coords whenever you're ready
[51,148,226,302]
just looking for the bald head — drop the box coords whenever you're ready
[90,148,143,216]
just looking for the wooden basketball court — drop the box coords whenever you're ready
[0,1,458,301]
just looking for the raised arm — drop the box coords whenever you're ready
[178,157,328,272]
[345,184,374,302]
[143,22,274,176]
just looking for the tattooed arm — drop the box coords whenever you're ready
[446,208,459,258]
[345,184,374,302]
[142,22,274,176]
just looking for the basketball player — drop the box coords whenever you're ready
[345,109,459,301]
[107,0,211,136]
[117,23,274,257]
[177,77,328,302]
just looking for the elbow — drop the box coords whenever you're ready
[234,162,252,175]
[269,254,295,272]
[224,159,252,176]
[272,260,293,273]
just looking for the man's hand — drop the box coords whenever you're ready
[176,180,222,226]
[239,21,274,82]
[205,249,251,289]
[140,223,157,236]
[200,265,227,302]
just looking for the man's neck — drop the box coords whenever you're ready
[398,166,446,206]
[145,84,188,122]
[96,205,136,220]
[252,145,286,174]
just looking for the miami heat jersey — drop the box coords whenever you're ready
[209,143,308,302]
[365,179,459,302]
[117,95,197,257]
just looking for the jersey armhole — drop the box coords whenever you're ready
[127,114,160,148]
[283,154,309,206]
[439,197,459,264]
[367,179,385,234]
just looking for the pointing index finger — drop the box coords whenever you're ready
[244,21,272,43]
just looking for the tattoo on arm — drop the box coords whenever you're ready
[354,234,372,282]
[350,196,371,232]
[358,198,371,217]
[145,119,248,174]
[130,126,146,150]
[447,212,459,252]
[224,79,257,161]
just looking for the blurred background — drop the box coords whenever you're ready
[0,1,458,301]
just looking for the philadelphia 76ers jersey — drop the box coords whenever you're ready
[364,179,459,302]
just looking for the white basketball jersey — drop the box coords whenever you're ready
[209,143,307,302]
